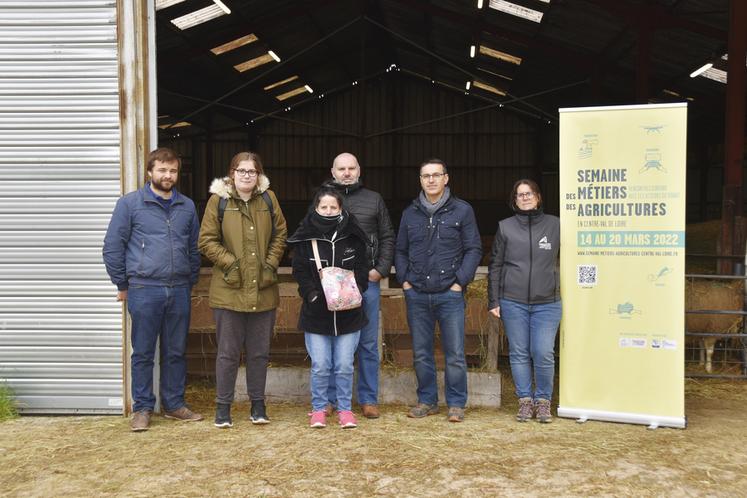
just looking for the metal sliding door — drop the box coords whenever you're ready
[0,0,123,413]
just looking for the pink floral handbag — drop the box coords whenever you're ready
[311,240,362,311]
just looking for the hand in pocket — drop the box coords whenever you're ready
[223,259,241,288]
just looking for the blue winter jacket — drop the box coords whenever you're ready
[102,184,201,290]
[395,194,482,293]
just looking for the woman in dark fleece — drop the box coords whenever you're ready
[488,179,561,424]
[288,186,369,429]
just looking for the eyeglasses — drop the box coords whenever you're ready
[420,173,446,181]
[234,168,258,178]
[516,192,535,199]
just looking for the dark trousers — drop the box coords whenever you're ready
[214,308,275,404]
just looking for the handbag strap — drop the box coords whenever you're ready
[311,239,324,272]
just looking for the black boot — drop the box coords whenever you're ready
[214,403,232,428]
[250,399,270,425]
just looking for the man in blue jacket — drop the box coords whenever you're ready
[395,158,482,423]
[103,147,203,431]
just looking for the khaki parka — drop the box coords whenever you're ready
[198,175,288,312]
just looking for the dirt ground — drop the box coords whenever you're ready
[1,375,746,497]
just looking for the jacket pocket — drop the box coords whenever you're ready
[369,234,378,268]
[406,223,425,243]
[136,240,146,274]
[341,254,356,270]
[258,262,278,290]
[438,220,461,239]
[222,259,242,288]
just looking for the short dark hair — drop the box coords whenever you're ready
[419,158,448,175]
[147,147,181,172]
[312,186,344,211]
[510,178,543,210]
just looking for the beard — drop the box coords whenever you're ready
[151,178,174,192]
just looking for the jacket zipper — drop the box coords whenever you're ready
[145,192,178,285]
[331,238,338,336]
[527,215,533,303]
[166,214,174,285]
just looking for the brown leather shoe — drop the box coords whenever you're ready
[164,406,204,422]
[130,410,151,432]
[360,404,380,419]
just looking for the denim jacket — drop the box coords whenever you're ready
[103,184,201,290]
[395,194,482,293]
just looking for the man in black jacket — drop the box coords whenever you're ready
[324,152,395,418]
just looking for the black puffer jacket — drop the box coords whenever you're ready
[488,208,560,308]
[323,180,395,277]
[288,210,370,336]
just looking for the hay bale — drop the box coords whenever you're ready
[465,278,488,299]
[685,279,743,334]
[686,278,744,373]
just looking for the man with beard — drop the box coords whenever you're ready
[103,147,203,431]
[323,152,394,419]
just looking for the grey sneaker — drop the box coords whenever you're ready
[447,406,465,423]
[407,403,439,418]
[164,406,204,422]
[516,397,533,422]
[535,398,553,423]
[130,410,151,432]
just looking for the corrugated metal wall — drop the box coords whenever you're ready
[0,0,123,413]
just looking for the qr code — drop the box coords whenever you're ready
[577,264,597,286]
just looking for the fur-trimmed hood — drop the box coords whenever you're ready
[208,174,270,199]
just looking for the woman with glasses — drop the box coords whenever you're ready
[488,179,561,423]
[199,151,287,428]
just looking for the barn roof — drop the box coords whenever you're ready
[155,0,735,137]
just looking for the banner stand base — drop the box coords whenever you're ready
[558,406,686,429]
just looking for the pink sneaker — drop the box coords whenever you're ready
[309,410,327,428]
[338,410,357,429]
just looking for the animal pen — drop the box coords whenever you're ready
[685,270,747,379]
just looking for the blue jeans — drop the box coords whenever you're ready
[327,281,381,405]
[305,331,360,412]
[405,288,467,408]
[127,285,191,413]
[500,299,562,401]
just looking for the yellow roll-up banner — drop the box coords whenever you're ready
[558,103,687,429]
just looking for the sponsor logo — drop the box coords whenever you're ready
[662,339,677,350]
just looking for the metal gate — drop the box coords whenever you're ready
[0,0,123,413]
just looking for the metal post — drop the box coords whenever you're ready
[117,0,157,415]
[720,0,747,274]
